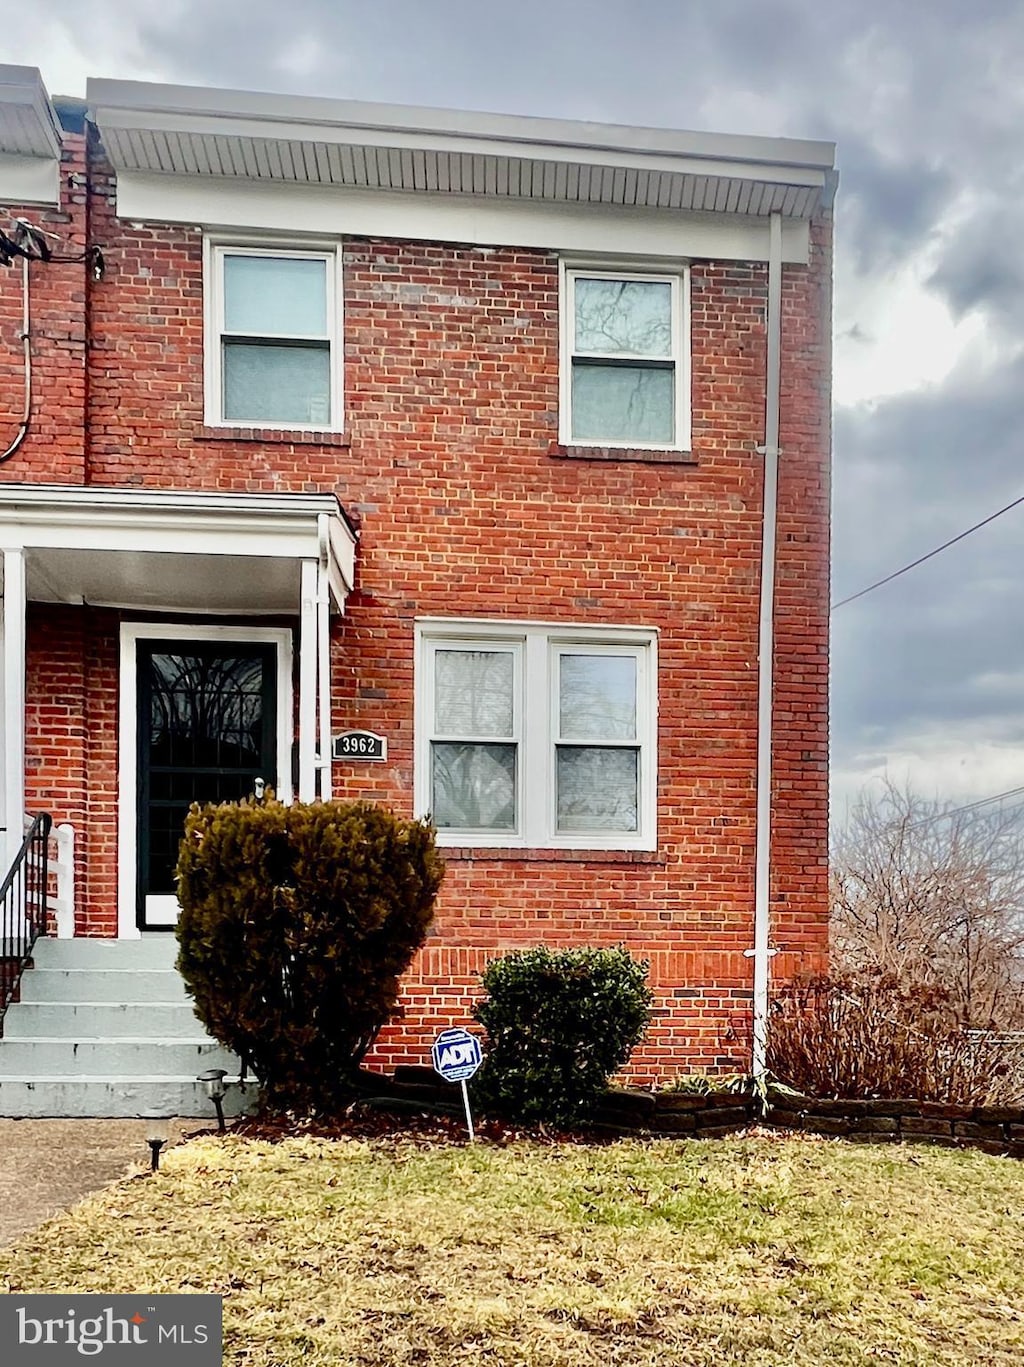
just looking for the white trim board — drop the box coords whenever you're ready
[0,152,59,206]
[115,173,812,264]
[116,623,293,939]
[88,77,834,179]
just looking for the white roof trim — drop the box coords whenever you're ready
[0,65,62,161]
[87,78,835,172]
[0,483,350,518]
[0,484,358,604]
[88,78,836,220]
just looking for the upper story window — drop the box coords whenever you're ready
[205,243,341,430]
[561,266,690,451]
[416,620,658,851]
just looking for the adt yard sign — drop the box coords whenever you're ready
[432,1027,482,1082]
[431,1027,482,1140]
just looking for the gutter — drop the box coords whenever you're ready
[750,211,783,1081]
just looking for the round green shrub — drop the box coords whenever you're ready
[176,797,444,1114]
[472,945,653,1125]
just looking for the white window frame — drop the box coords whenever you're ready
[559,262,690,452]
[203,238,343,432]
[415,619,658,851]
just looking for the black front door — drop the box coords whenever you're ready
[137,640,277,928]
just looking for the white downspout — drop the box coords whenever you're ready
[750,212,783,1082]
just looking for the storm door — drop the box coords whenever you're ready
[136,640,277,928]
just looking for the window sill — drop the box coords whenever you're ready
[195,425,351,447]
[549,442,697,465]
[440,846,664,864]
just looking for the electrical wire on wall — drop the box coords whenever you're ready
[0,253,31,463]
[0,215,104,466]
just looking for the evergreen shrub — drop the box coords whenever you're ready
[473,946,653,1125]
[176,797,444,1113]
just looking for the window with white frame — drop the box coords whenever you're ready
[417,622,657,850]
[206,244,340,428]
[562,267,689,450]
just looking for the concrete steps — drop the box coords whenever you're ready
[0,937,256,1118]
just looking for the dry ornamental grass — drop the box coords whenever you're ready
[1,1129,1023,1366]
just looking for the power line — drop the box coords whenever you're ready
[906,784,1024,831]
[831,489,1024,611]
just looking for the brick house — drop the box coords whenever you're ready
[0,65,834,1115]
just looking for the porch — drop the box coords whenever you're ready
[0,485,357,1115]
[0,484,357,937]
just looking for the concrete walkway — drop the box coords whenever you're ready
[0,1119,208,1247]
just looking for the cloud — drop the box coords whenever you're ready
[832,346,1024,804]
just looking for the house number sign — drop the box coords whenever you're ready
[332,730,387,762]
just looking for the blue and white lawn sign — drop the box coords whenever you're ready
[431,1027,483,1140]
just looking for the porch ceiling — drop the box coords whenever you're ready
[0,485,357,613]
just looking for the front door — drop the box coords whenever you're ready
[137,640,277,928]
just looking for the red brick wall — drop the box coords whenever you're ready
[0,134,88,485]
[10,129,831,1080]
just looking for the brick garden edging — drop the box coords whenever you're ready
[762,1092,1024,1157]
[355,1069,1024,1157]
[591,1087,754,1135]
[357,1069,756,1135]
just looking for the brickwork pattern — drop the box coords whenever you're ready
[4,130,832,1079]
[764,1092,1024,1159]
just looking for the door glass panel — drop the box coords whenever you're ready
[139,644,275,912]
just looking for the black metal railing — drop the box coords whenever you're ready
[0,812,53,1019]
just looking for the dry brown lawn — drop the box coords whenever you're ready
[1,1128,1022,1365]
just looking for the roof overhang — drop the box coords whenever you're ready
[0,65,62,206]
[0,485,357,614]
[88,79,836,221]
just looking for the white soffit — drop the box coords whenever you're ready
[0,66,62,205]
[88,79,836,244]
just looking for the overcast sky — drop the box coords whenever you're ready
[6,1,1024,819]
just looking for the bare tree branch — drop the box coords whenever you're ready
[831,780,1024,1029]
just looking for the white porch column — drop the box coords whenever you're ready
[2,547,26,875]
[316,557,333,801]
[298,558,318,802]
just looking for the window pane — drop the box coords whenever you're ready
[434,650,514,737]
[223,255,328,336]
[560,654,636,740]
[556,747,638,832]
[431,742,516,830]
[223,342,331,424]
[572,363,674,444]
[574,278,671,356]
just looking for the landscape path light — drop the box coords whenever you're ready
[145,1119,169,1172]
[197,1068,229,1132]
